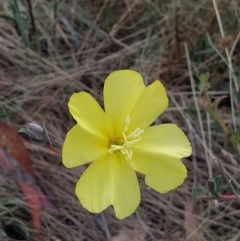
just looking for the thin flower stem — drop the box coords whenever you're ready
[197,194,240,201]
[204,93,240,155]
[217,158,240,203]
[178,188,215,200]
[204,94,229,135]
[48,145,62,155]
[178,188,240,202]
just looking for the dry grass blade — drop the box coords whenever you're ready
[184,201,204,241]
[112,225,145,241]
[227,233,240,241]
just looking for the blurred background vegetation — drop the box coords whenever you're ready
[0,0,240,240]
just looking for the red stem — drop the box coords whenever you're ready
[218,194,240,200]
[48,145,62,155]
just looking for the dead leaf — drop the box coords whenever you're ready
[0,122,35,176]
[184,201,204,241]
[18,180,41,237]
[0,122,56,238]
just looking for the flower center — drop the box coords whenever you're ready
[108,115,144,163]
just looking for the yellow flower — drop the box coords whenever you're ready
[62,70,192,219]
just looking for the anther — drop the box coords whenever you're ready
[123,115,131,132]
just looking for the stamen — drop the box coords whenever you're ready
[121,149,132,161]
[126,138,142,146]
[108,115,144,164]
[108,145,123,154]
[122,131,127,144]
[127,127,144,139]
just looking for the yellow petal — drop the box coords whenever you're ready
[131,150,187,193]
[104,70,145,136]
[128,81,168,132]
[75,154,140,219]
[69,92,111,140]
[62,125,108,168]
[133,124,192,158]
[131,124,191,193]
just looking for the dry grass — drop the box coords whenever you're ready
[1,0,240,240]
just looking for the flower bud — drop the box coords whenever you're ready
[26,123,43,138]
[19,122,43,141]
